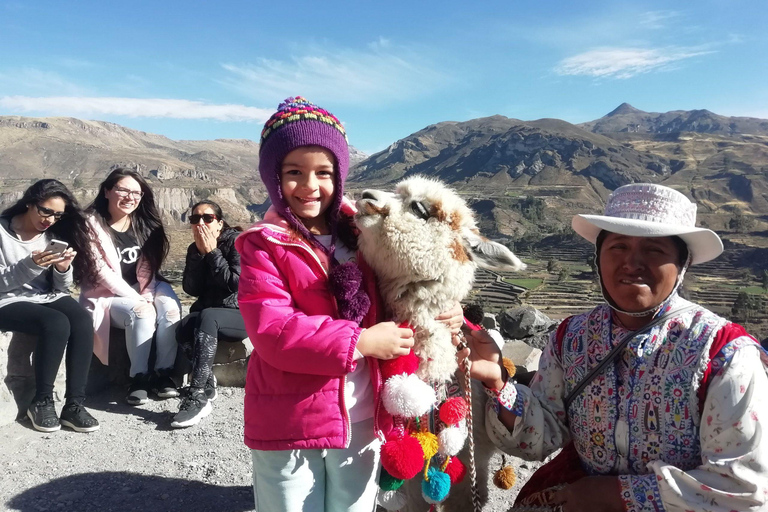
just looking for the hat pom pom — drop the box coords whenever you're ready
[328,262,370,324]
[444,456,467,484]
[439,397,469,425]
[422,467,451,504]
[377,489,407,511]
[380,349,420,381]
[438,424,467,456]
[381,435,424,480]
[382,374,436,418]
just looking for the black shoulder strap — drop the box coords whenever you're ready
[563,303,698,413]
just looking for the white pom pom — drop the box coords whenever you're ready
[378,489,407,510]
[382,374,436,418]
[438,425,467,456]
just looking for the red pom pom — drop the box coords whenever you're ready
[380,435,424,480]
[380,349,420,381]
[444,457,467,484]
[439,397,469,425]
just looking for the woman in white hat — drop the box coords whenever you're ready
[459,183,768,512]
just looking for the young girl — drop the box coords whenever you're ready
[236,97,462,512]
[172,200,245,428]
[79,168,181,405]
[0,179,100,432]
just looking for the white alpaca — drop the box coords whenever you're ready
[356,176,525,512]
[356,175,526,382]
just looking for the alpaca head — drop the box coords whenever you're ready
[355,176,526,303]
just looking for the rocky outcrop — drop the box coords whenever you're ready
[497,305,557,349]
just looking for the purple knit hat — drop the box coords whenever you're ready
[258,96,349,255]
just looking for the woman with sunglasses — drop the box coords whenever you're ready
[80,168,181,406]
[171,200,245,428]
[0,179,100,432]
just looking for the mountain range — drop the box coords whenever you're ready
[0,105,766,241]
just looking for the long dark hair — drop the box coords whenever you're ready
[190,199,242,234]
[88,168,169,279]
[2,179,99,285]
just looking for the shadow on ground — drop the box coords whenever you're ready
[7,472,253,512]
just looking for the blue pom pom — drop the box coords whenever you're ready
[421,467,451,504]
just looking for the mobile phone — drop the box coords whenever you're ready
[45,239,69,255]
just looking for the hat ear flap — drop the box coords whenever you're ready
[462,229,527,272]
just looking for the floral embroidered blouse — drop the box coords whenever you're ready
[487,295,768,511]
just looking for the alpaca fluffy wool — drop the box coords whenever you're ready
[381,435,424,480]
[421,467,451,504]
[378,489,408,510]
[439,396,469,425]
[382,374,436,418]
[437,425,467,456]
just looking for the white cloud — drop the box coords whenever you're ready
[0,96,273,122]
[555,46,714,79]
[0,67,88,96]
[220,42,447,105]
[638,11,681,29]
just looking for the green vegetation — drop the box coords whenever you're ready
[504,278,544,289]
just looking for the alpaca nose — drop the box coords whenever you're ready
[362,191,376,200]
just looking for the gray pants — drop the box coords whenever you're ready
[109,281,181,377]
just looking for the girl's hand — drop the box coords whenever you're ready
[53,248,76,272]
[357,322,414,360]
[435,301,464,335]
[550,476,623,512]
[455,328,506,390]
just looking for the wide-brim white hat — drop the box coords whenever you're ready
[572,183,723,265]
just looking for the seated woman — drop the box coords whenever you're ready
[0,179,100,432]
[79,168,181,406]
[172,200,245,428]
[460,183,768,512]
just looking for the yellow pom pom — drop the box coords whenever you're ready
[493,465,516,490]
[502,357,516,379]
[411,431,439,460]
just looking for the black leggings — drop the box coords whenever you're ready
[176,307,247,389]
[0,297,93,403]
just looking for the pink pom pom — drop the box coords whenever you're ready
[439,397,469,425]
[380,349,420,381]
[380,435,424,480]
[444,457,467,484]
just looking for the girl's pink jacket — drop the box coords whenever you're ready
[79,214,156,365]
[235,202,392,451]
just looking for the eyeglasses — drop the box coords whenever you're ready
[189,214,218,224]
[35,204,66,220]
[112,187,144,199]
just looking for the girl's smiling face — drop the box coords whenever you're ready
[105,177,143,219]
[280,145,336,235]
[599,233,682,314]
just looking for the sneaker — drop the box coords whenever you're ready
[152,369,180,399]
[170,390,212,428]
[126,373,150,405]
[27,397,60,432]
[204,373,218,402]
[60,402,100,433]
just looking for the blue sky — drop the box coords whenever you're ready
[1,1,766,154]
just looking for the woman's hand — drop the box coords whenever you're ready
[357,322,414,360]
[550,476,623,512]
[32,249,73,269]
[455,328,506,390]
[193,224,218,254]
[53,248,76,272]
[435,301,464,335]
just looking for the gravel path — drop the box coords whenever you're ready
[0,386,543,512]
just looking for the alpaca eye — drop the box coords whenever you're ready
[410,201,430,220]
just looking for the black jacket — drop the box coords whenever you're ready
[182,227,240,311]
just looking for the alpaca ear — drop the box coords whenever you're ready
[464,230,527,272]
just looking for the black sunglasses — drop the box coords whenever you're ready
[35,204,66,220]
[189,213,218,224]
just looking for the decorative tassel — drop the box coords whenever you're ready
[493,455,516,490]
[422,467,451,504]
[502,357,517,379]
